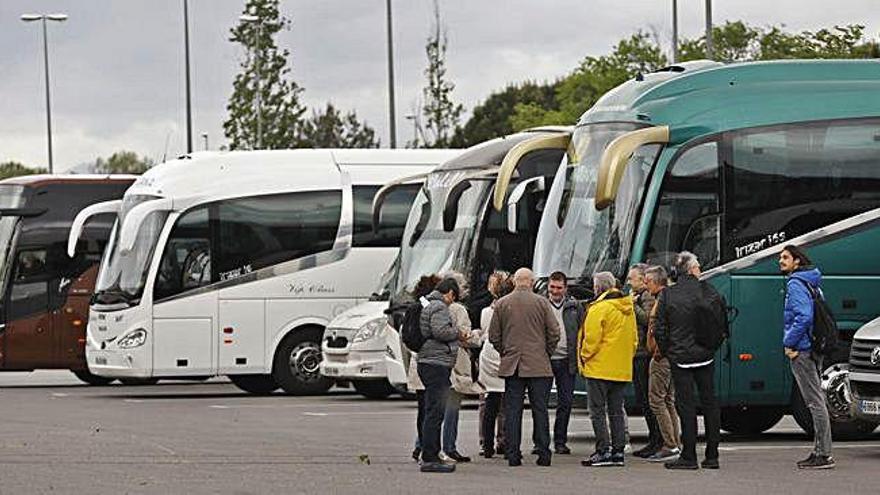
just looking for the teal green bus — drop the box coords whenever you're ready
[507,60,880,438]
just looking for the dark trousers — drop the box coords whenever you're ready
[481,392,504,453]
[550,358,575,447]
[671,362,720,462]
[503,372,553,461]
[587,378,628,453]
[633,355,662,448]
[417,363,451,464]
[415,390,426,450]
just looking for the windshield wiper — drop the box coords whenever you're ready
[91,288,138,306]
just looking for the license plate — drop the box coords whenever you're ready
[860,400,880,415]
[95,357,107,365]
[323,366,340,376]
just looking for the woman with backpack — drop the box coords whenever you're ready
[405,274,441,463]
[780,245,834,470]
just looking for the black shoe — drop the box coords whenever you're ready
[482,447,495,459]
[554,445,571,455]
[581,450,613,467]
[701,458,719,470]
[412,448,422,462]
[799,455,835,470]
[633,445,660,458]
[796,453,816,469]
[665,458,699,470]
[420,461,456,473]
[508,457,522,467]
[445,451,471,463]
[536,455,552,467]
[610,451,625,467]
[531,447,540,455]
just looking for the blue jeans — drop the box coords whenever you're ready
[551,358,575,447]
[442,389,462,454]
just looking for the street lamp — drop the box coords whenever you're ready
[21,13,67,174]
[385,0,397,148]
[239,14,262,150]
[183,0,193,154]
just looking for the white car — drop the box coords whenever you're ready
[849,316,880,421]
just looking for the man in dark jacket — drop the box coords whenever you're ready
[546,271,586,455]
[780,245,834,470]
[627,263,662,458]
[655,252,721,470]
[417,277,465,473]
[489,268,560,467]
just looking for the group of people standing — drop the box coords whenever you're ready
[407,245,835,473]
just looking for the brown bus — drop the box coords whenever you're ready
[0,175,133,384]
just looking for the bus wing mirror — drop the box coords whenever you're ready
[596,126,669,210]
[67,200,122,257]
[493,132,571,212]
[506,176,545,234]
[372,172,430,233]
[442,180,472,232]
[118,198,173,254]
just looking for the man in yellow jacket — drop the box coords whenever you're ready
[578,271,638,467]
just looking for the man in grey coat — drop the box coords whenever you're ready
[489,268,560,467]
[417,277,465,473]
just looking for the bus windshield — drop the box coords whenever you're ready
[94,195,168,305]
[0,185,25,298]
[534,122,659,281]
[394,170,489,302]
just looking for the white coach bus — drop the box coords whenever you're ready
[66,149,457,394]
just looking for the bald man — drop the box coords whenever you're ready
[489,268,560,467]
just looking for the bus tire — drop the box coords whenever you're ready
[229,374,279,395]
[720,406,784,435]
[790,381,879,440]
[352,379,396,399]
[273,327,333,395]
[71,369,115,386]
[118,378,159,386]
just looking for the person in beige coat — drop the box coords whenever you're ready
[489,268,560,467]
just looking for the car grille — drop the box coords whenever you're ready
[852,380,880,399]
[849,338,880,372]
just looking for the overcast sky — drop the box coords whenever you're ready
[1,0,878,171]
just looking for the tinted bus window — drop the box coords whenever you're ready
[154,207,211,301]
[725,118,880,261]
[215,190,342,280]
[353,184,420,248]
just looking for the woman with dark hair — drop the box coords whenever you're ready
[406,274,441,463]
[477,271,514,458]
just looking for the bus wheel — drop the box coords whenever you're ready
[71,369,115,386]
[273,328,333,395]
[791,363,879,440]
[352,379,396,399]
[118,378,159,386]
[720,406,784,435]
[229,375,279,395]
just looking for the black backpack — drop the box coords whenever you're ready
[400,300,426,353]
[794,279,839,358]
[695,282,729,352]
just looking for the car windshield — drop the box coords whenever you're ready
[394,170,490,303]
[0,185,25,298]
[534,122,659,281]
[94,194,168,305]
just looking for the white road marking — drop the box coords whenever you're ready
[303,412,329,417]
[50,393,69,397]
[124,399,144,403]
[209,405,230,409]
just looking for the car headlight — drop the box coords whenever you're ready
[352,317,386,344]
[117,329,147,349]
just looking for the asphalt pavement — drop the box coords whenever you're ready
[0,371,878,494]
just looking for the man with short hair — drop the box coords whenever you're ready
[579,271,638,468]
[546,271,586,455]
[417,277,466,474]
[780,245,834,470]
[627,263,663,458]
[644,265,681,462]
[655,252,721,470]
[489,268,560,467]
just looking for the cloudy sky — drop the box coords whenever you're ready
[1,0,878,171]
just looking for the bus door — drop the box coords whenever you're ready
[4,248,54,369]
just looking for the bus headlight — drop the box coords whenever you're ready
[352,318,386,344]
[117,329,147,349]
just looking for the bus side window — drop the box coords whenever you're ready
[9,249,50,320]
[352,184,420,248]
[154,207,212,301]
[646,142,721,269]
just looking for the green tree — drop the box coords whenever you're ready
[299,103,379,148]
[224,0,306,150]
[417,0,464,148]
[0,161,46,180]
[93,151,154,174]
[450,81,559,147]
[511,32,667,130]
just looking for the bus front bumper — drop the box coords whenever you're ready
[86,349,153,378]
[320,349,388,380]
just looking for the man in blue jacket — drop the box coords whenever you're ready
[780,245,834,470]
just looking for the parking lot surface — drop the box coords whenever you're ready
[0,371,878,494]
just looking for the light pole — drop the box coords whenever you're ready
[183,0,193,153]
[671,0,679,63]
[239,14,262,150]
[21,13,67,174]
[385,0,397,148]
[705,0,714,60]
[201,132,209,151]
